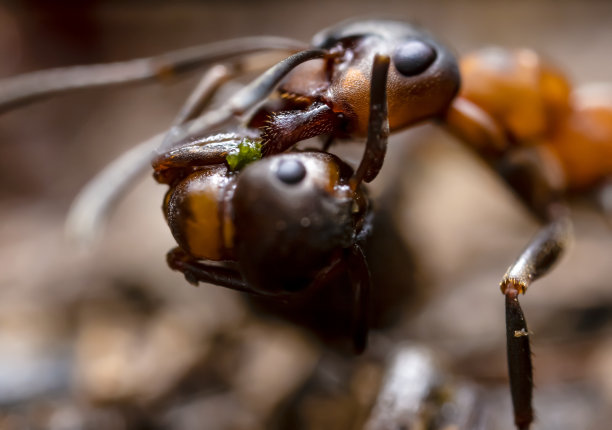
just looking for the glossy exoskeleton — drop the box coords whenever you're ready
[251,20,460,185]
[1,18,612,430]
[153,134,372,352]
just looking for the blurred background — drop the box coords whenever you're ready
[0,1,611,429]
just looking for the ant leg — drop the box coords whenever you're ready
[444,96,508,157]
[172,64,234,126]
[152,133,249,184]
[501,215,572,430]
[347,244,371,353]
[158,63,236,151]
[167,247,258,294]
[166,49,327,147]
[66,65,236,244]
[445,98,566,217]
[169,248,347,299]
[447,93,573,430]
[351,54,390,188]
[161,54,333,179]
[261,102,338,155]
[65,134,162,245]
[496,147,567,222]
[227,49,326,116]
[0,36,307,113]
[286,247,369,352]
[495,149,569,429]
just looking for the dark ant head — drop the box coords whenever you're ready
[312,19,461,135]
[232,151,363,295]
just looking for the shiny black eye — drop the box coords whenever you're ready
[276,159,306,184]
[393,39,437,76]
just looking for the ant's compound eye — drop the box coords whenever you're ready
[276,159,307,184]
[393,39,437,76]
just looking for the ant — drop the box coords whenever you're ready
[153,132,373,353]
[1,18,611,430]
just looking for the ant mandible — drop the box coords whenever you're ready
[1,18,611,430]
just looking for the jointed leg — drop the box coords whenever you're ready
[65,133,162,245]
[491,144,571,429]
[347,244,371,354]
[500,214,572,430]
[152,133,252,185]
[169,49,328,147]
[167,247,257,294]
[172,64,235,126]
[158,63,238,152]
[0,36,307,113]
[261,102,338,155]
[505,290,532,430]
[501,215,571,293]
[444,96,508,157]
[66,64,236,244]
[351,54,390,188]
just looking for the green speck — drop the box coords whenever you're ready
[226,138,263,171]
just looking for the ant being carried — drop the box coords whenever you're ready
[2,18,611,430]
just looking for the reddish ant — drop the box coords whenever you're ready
[1,18,611,430]
[153,132,373,353]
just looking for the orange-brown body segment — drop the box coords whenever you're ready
[545,91,612,189]
[458,48,612,190]
[164,165,235,261]
[459,48,571,143]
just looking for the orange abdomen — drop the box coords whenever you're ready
[459,48,571,143]
[546,86,612,189]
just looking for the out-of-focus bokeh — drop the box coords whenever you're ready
[0,1,611,429]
